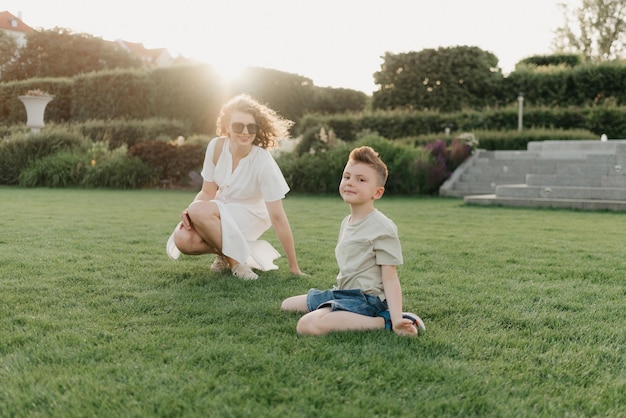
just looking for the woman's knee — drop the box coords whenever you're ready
[187,201,219,223]
[173,228,194,253]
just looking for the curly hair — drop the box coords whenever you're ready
[215,94,294,149]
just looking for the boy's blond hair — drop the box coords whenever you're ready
[348,146,388,186]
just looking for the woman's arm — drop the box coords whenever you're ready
[194,181,218,201]
[266,199,303,275]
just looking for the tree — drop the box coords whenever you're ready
[226,67,315,122]
[372,46,504,112]
[2,27,141,81]
[553,0,626,62]
[0,31,18,79]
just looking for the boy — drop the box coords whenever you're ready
[281,146,425,336]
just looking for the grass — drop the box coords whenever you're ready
[0,187,624,417]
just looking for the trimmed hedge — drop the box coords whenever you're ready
[0,65,369,135]
[296,107,618,145]
[71,69,151,121]
[70,118,191,149]
[507,62,626,107]
[407,128,598,151]
[0,77,73,125]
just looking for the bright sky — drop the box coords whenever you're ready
[5,0,580,94]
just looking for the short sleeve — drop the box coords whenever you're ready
[200,137,220,182]
[372,214,403,266]
[374,232,403,266]
[258,151,290,202]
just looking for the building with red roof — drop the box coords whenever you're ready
[1,10,191,69]
[0,11,34,47]
[114,39,176,68]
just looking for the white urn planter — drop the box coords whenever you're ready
[18,94,54,133]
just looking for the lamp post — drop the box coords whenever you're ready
[517,93,524,132]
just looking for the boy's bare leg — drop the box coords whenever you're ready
[296,307,385,336]
[281,295,308,312]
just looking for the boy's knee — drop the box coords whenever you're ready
[295,318,310,335]
[296,315,319,336]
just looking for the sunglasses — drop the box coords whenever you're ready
[231,122,259,134]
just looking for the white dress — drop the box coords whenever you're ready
[167,137,289,271]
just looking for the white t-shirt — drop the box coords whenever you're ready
[335,209,403,300]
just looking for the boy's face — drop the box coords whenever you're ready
[339,161,384,204]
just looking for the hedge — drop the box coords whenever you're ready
[0,65,368,135]
[297,106,624,144]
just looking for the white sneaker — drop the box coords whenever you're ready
[403,312,426,334]
[231,263,259,280]
[166,230,180,260]
[210,255,230,272]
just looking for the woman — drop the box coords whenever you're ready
[166,94,303,280]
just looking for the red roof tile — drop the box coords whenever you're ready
[0,11,34,33]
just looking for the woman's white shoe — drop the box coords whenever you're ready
[166,231,181,260]
[231,263,259,280]
[210,255,230,272]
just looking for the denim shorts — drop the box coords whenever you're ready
[306,288,388,317]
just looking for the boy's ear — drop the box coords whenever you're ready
[373,186,385,200]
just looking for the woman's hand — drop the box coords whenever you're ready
[181,182,217,231]
[180,209,192,230]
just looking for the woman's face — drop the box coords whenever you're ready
[228,111,257,147]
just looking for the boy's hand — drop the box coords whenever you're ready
[393,318,419,337]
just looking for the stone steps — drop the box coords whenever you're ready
[495,184,626,200]
[439,139,626,211]
[463,194,626,211]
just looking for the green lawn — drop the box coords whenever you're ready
[0,187,624,417]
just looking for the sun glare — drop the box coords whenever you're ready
[211,61,246,86]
